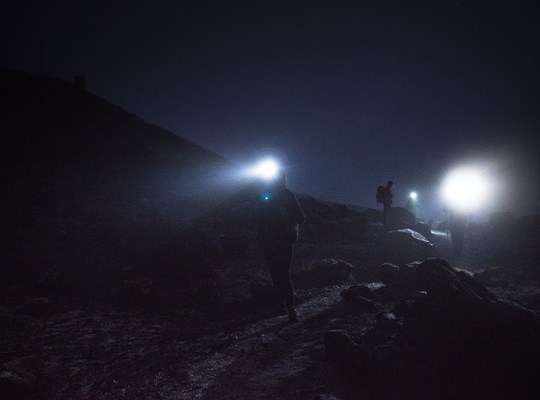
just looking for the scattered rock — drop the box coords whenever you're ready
[340,284,372,300]
[415,258,497,308]
[375,311,400,331]
[341,286,375,311]
[377,263,401,285]
[371,284,397,303]
[341,258,540,399]
[351,296,375,311]
[324,329,369,364]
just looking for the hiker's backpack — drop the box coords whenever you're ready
[376,186,385,204]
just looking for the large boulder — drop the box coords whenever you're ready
[388,206,415,229]
[413,221,432,241]
[340,285,375,312]
[329,259,540,398]
[375,228,438,265]
[375,258,497,312]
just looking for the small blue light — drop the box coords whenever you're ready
[262,191,272,202]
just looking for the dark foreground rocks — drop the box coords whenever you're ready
[2,256,539,400]
[0,368,37,400]
[327,258,540,400]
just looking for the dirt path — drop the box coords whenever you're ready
[1,286,348,400]
[178,286,345,400]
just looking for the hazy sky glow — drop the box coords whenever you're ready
[2,0,539,218]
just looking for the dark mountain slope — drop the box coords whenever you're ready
[1,69,227,215]
[0,70,229,301]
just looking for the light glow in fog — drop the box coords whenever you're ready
[245,158,280,181]
[441,166,492,212]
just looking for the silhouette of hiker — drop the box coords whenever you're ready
[377,181,394,227]
[447,209,467,255]
[255,172,305,323]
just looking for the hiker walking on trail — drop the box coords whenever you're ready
[376,180,394,227]
[255,172,305,323]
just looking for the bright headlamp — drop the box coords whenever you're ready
[441,166,492,212]
[246,158,281,181]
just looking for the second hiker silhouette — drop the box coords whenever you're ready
[376,180,394,227]
[254,172,305,323]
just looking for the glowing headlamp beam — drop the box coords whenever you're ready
[441,166,491,212]
[245,158,281,181]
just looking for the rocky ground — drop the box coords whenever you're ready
[2,214,540,400]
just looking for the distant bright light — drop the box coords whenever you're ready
[441,166,492,212]
[409,192,418,200]
[262,191,272,202]
[245,158,280,181]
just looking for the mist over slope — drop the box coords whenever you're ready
[1,70,233,300]
[1,69,228,215]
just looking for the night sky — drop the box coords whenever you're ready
[2,0,539,219]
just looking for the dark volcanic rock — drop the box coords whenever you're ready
[341,285,375,311]
[324,329,369,364]
[377,263,401,285]
[376,228,438,265]
[375,311,400,331]
[413,221,432,241]
[347,295,375,312]
[371,284,398,303]
[353,258,540,399]
[414,258,497,308]
[388,206,415,228]
[340,284,372,300]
